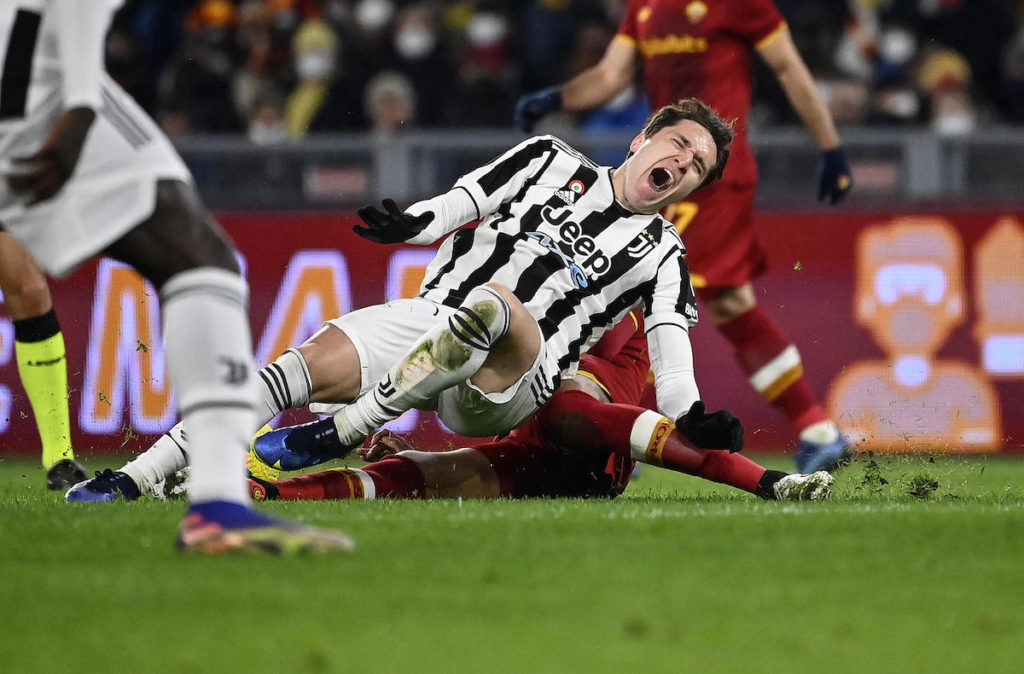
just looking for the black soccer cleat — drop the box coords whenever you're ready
[46,458,88,490]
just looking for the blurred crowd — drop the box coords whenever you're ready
[107,0,1024,144]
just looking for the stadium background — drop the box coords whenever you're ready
[1,0,1022,456]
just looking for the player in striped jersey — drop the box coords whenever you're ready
[71,99,740,501]
[248,313,832,503]
[249,98,738,472]
[2,0,351,553]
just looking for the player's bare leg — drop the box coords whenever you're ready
[0,234,84,489]
[252,283,540,471]
[704,282,852,473]
[249,440,500,501]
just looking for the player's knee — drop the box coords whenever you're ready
[446,285,511,359]
[3,275,52,317]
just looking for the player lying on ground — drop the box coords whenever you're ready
[71,314,831,502]
[70,98,736,501]
[248,313,832,503]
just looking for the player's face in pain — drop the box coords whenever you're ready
[613,119,717,214]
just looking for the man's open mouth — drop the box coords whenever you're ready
[650,167,673,191]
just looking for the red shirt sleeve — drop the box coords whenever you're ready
[729,0,785,46]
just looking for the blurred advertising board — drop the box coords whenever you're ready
[1,209,1021,455]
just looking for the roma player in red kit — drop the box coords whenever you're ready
[515,0,854,473]
[249,313,833,503]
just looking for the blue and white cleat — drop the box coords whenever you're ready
[251,417,357,471]
[795,436,853,473]
[65,469,142,502]
[177,501,354,555]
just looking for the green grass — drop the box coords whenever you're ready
[1,452,1022,673]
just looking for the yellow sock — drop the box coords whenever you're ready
[15,331,73,467]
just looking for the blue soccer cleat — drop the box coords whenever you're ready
[177,501,354,555]
[795,436,853,473]
[65,469,142,502]
[251,417,357,471]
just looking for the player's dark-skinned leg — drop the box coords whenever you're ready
[102,181,285,534]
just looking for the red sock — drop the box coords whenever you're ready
[271,456,426,500]
[535,390,767,494]
[363,455,427,498]
[717,306,828,432]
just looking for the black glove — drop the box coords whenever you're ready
[817,147,853,205]
[514,86,563,133]
[678,401,744,453]
[354,198,434,244]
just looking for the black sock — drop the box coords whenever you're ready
[754,470,788,500]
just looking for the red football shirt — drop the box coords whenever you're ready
[617,0,785,185]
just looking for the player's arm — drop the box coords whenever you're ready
[355,136,559,245]
[756,26,852,204]
[7,1,119,204]
[514,37,637,132]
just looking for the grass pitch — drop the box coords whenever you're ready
[1,451,1021,673]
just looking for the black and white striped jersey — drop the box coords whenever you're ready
[406,135,700,417]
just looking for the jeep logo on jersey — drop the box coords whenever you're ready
[539,205,611,278]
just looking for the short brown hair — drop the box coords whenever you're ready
[641,98,734,187]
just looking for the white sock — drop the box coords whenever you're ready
[799,420,840,444]
[335,286,510,446]
[121,424,188,493]
[257,348,312,419]
[161,268,258,505]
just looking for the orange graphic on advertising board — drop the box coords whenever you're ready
[973,217,1024,378]
[80,261,174,433]
[828,218,1001,451]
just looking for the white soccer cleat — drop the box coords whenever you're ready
[773,471,834,501]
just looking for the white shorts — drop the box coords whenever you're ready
[310,298,559,437]
[0,79,191,277]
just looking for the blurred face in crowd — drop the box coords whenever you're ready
[612,119,717,214]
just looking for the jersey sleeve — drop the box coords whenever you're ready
[406,135,558,245]
[643,241,701,420]
[731,0,786,47]
[616,0,642,43]
[53,0,123,110]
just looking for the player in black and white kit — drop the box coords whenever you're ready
[0,0,351,553]
[250,97,740,471]
[69,98,742,499]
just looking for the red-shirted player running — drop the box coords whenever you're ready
[514,0,854,473]
[248,313,833,502]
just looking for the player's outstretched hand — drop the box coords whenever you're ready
[354,198,434,244]
[514,86,563,133]
[359,429,418,462]
[678,400,744,453]
[7,107,96,205]
[817,147,853,204]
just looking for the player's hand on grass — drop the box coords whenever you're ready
[7,107,96,205]
[678,400,744,453]
[817,147,853,205]
[514,86,563,133]
[354,198,434,243]
[359,429,418,462]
